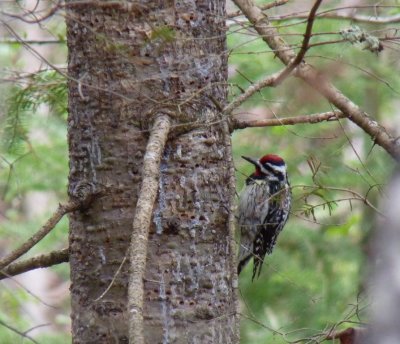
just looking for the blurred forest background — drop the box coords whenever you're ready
[0,0,399,343]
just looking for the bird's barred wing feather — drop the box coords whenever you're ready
[252,186,290,279]
[237,181,270,275]
[252,185,291,279]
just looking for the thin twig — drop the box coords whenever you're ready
[294,184,385,217]
[1,272,58,309]
[233,110,345,129]
[224,1,324,110]
[227,0,289,19]
[223,69,286,115]
[1,0,61,24]
[0,39,63,44]
[128,114,171,344]
[273,0,323,86]
[269,9,400,25]
[94,255,127,301]
[0,319,40,344]
[0,248,69,281]
[0,201,79,270]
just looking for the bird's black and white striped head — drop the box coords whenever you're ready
[242,154,287,182]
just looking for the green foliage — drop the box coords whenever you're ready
[0,42,69,341]
[1,71,67,157]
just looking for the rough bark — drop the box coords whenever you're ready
[66,1,237,343]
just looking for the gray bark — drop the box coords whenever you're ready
[66,1,238,343]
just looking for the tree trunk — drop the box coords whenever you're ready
[66,1,238,343]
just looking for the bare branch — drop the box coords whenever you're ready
[269,10,400,25]
[0,39,62,45]
[223,69,286,115]
[0,201,79,270]
[273,0,323,86]
[1,0,61,24]
[0,19,142,103]
[229,3,400,24]
[294,184,385,218]
[233,110,345,129]
[226,3,304,101]
[0,248,69,281]
[227,0,289,19]
[128,114,171,344]
[231,0,400,162]
[0,319,40,344]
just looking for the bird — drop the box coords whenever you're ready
[237,154,291,280]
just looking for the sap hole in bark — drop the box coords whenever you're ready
[166,241,179,249]
[119,336,128,343]
[164,217,180,234]
[134,150,142,159]
[179,300,184,305]
[199,278,213,289]
[195,305,215,320]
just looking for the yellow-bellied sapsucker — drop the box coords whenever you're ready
[237,154,291,280]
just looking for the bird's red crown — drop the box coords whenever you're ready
[259,154,285,166]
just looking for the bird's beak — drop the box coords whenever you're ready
[241,156,259,167]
